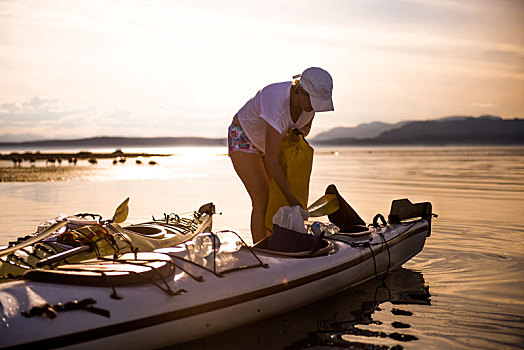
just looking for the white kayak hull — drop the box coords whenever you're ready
[0,220,429,349]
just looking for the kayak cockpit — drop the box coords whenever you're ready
[124,225,167,238]
[252,235,335,258]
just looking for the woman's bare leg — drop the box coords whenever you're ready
[230,151,270,244]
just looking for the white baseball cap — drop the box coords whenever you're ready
[295,67,334,112]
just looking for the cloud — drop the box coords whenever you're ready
[0,97,86,124]
[0,132,45,142]
[0,0,522,138]
[471,102,499,108]
[0,98,97,140]
[21,96,57,109]
[0,102,19,114]
[0,97,228,141]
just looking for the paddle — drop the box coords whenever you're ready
[0,198,129,260]
[325,184,366,227]
[307,194,340,217]
[112,197,130,224]
[35,245,91,267]
[0,218,68,258]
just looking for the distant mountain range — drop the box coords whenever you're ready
[0,136,226,149]
[312,121,406,141]
[311,115,524,146]
[1,115,522,149]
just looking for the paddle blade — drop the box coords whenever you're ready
[307,194,340,217]
[112,198,130,223]
[325,184,366,227]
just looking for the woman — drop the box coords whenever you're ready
[228,67,334,243]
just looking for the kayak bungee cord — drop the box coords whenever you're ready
[165,230,269,280]
[363,232,392,282]
[164,256,205,282]
[150,212,199,235]
[72,213,103,222]
[104,224,136,256]
[369,221,421,246]
[100,270,124,300]
[26,255,183,301]
[325,214,423,301]
[97,256,185,297]
[325,217,421,249]
[369,231,393,309]
[18,256,184,321]
[215,230,269,274]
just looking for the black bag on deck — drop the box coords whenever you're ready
[268,225,324,253]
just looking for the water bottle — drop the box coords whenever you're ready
[311,221,326,236]
[216,231,243,254]
[194,233,220,258]
[325,223,340,236]
[310,222,340,236]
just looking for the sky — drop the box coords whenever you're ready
[0,0,523,141]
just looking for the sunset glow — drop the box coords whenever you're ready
[1,0,523,141]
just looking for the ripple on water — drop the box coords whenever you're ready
[2,146,524,349]
[408,302,524,349]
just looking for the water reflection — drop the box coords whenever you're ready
[173,267,430,349]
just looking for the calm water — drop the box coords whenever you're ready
[1,146,523,349]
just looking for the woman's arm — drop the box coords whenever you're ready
[264,122,302,208]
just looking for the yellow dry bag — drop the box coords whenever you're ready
[265,132,314,231]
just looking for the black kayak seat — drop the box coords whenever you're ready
[251,225,333,258]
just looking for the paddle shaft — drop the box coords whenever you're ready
[36,245,91,268]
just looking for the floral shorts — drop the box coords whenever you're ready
[228,122,263,155]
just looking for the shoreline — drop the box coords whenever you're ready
[0,150,171,182]
[0,150,172,163]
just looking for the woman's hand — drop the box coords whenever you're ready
[287,195,302,208]
[295,206,310,220]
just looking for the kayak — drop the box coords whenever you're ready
[0,196,433,349]
[0,201,215,279]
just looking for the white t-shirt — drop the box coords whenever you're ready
[237,81,315,153]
